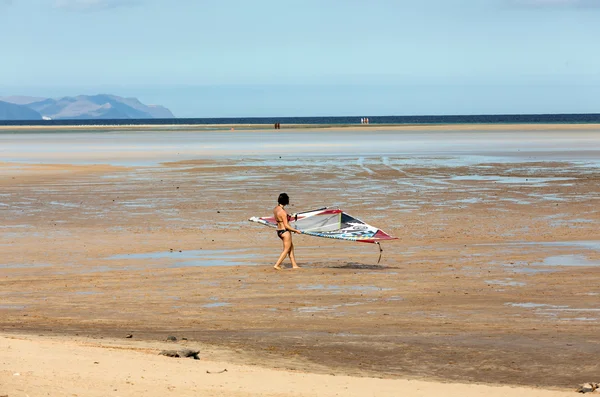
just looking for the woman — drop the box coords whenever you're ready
[273,193,302,270]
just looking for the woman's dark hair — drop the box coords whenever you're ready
[278,193,289,206]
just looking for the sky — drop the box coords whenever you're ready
[1,0,600,117]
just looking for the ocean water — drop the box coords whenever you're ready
[2,113,600,127]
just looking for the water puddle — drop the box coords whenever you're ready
[506,303,567,309]
[486,279,526,287]
[499,198,532,205]
[537,255,599,267]
[0,305,26,310]
[297,285,342,291]
[172,260,247,268]
[296,305,341,313]
[502,263,556,274]
[506,302,600,321]
[528,193,567,202]
[450,175,574,185]
[49,201,80,208]
[537,241,600,251]
[454,198,484,204]
[295,301,367,314]
[482,241,600,271]
[71,291,102,296]
[297,284,392,292]
[0,263,51,269]
[501,252,599,273]
[106,249,258,267]
[121,202,156,208]
[549,219,595,228]
[409,311,448,318]
[385,296,404,301]
[203,302,231,308]
[197,281,220,287]
[108,249,256,260]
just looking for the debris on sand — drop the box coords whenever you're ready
[577,383,599,393]
[159,349,200,360]
[166,335,177,342]
[206,369,228,374]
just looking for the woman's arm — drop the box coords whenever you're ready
[282,212,302,234]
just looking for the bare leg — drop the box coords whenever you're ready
[274,233,292,270]
[289,240,299,269]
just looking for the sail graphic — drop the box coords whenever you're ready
[249,207,397,244]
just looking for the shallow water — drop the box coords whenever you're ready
[502,264,556,274]
[506,302,600,322]
[537,241,600,251]
[106,249,259,267]
[478,240,600,252]
[486,279,526,287]
[536,254,599,267]
[296,284,392,292]
[0,305,26,310]
[506,303,567,309]
[107,249,256,260]
[2,129,600,165]
[450,176,574,185]
[202,302,231,308]
[0,263,51,269]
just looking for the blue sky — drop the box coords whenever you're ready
[1,0,599,117]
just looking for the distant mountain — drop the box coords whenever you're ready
[0,96,47,105]
[0,101,43,121]
[0,94,174,120]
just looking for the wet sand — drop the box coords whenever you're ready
[1,126,600,393]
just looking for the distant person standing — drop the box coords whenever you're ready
[361,117,364,124]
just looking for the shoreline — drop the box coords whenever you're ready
[1,122,600,132]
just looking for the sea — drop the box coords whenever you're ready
[2,113,600,127]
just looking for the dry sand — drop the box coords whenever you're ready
[0,334,573,397]
[1,126,600,395]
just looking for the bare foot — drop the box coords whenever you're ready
[273,265,283,270]
[292,265,300,269]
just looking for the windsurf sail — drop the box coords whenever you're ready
[249,207,397,244]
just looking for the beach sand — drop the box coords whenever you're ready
[1,334,573,397]
[1,126,600,395]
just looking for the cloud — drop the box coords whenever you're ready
[508,0,600,8]
[53,0,138,11]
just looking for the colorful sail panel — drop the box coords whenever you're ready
[249,207,397,244]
